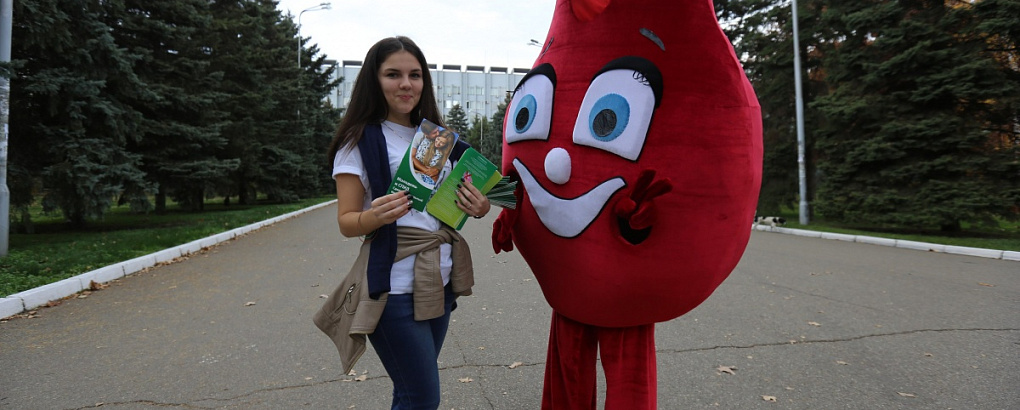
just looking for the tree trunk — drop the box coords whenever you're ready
[155,190,167,213]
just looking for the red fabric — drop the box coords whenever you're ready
[542,312,656,410]
[571,0,611,21]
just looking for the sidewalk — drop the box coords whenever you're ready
[1,203,1017,409]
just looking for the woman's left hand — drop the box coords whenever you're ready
[455,180,491,218]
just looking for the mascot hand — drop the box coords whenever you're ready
[614,169,673,230]
[492,208,518,253]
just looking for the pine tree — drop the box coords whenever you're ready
[464,116,482,148]
[109,0,238,212]
[261,3,339,202]
[486,93,512,166]
[811,0,1019,231]
[445,104,469,136]
[209,0,304,204]
[10,0,151,225]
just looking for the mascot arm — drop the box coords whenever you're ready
[491,177,523,253]
[613,169,673,230]
[492,207,518,253]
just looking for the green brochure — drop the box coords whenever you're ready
[425,147,502,230]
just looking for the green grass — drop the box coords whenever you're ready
[767,209,1020,252]
[1,197,334,296]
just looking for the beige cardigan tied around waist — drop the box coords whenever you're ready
[313,225,474,374]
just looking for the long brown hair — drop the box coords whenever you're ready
[326,36,444,164]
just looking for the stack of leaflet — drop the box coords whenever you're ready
[485,176,518,209]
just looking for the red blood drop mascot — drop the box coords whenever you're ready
[491,0,763,408]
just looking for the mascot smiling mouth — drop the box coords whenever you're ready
[513,158,625,239]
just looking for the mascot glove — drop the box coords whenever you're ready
[492,208,518,253]
[614,169,673,230]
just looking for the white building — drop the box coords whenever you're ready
[329,60,530,121]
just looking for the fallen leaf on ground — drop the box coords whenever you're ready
[509,362,523,369]
[244,301,256,306]
[458,377,474,383]
[897,392,916,398]
[89,281,109,290]
[836,360,849,365]
[762,395,777,402]
[808,321,821,327]
[716,365,736,375]
[354,375,367,382]
[978,282,995,287]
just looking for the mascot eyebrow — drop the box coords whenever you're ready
[640,28,665,51]
[513,63,558,93]
[539,37,555,59]
[592,56,664,108]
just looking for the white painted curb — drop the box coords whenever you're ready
[12,278,84,311]
[896,240,945,253]
[943,245,1003,259]
[1003,251,1020,262]
[820,232,856,242]
[0,297,24,319]
[3,200,337,318]
[855,236,897,247]
[753,224,1016,262]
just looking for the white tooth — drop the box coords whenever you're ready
[514,158,625,238]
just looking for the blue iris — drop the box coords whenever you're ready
[514,94,538,133]
[588,93,629,142]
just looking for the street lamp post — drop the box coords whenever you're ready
[0,0,12,257]
[297,2,331,68]
[791,0,810,225]
[295,2,330,121]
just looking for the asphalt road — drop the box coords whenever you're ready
[1,203,1017,410]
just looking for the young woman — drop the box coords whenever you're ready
[325,36,491,409]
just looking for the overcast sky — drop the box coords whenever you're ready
[276,0,556,69]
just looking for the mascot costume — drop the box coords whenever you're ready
[491,0,763,408]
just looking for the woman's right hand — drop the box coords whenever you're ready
[367,190,413,225]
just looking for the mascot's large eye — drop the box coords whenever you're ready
[505,64,556,144]
[573,58,661,161]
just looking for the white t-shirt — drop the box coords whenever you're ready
[332,121,453,294]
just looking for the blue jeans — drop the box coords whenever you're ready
[368,288,456,410]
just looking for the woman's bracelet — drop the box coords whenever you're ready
[358,211,378,240]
